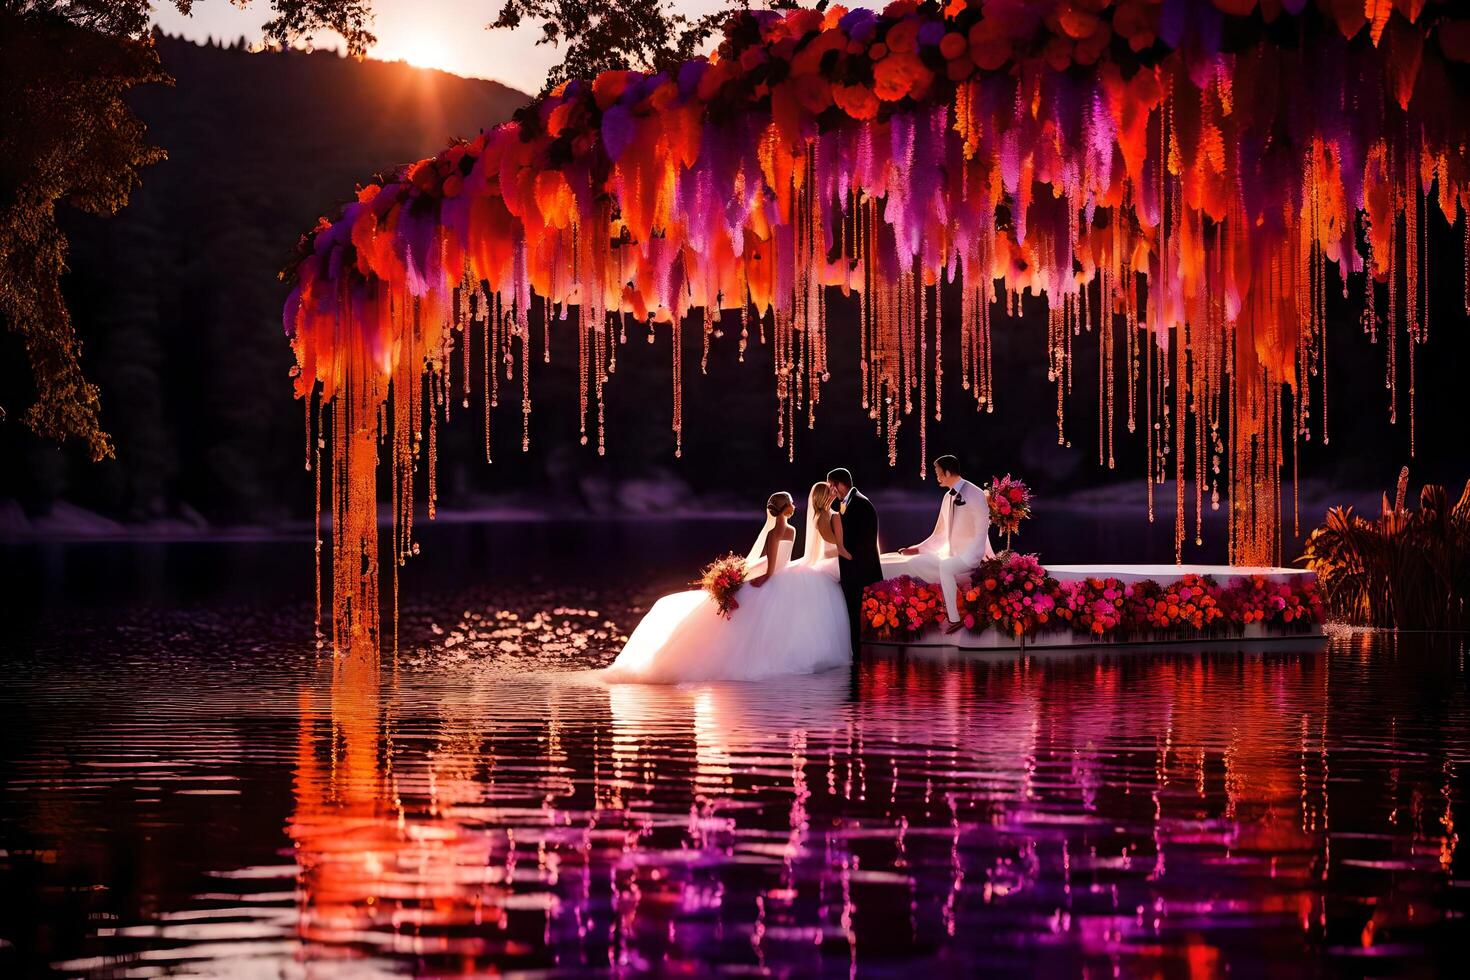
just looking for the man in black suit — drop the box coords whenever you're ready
[827,468,883,658]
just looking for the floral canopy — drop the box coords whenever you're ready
[284,0,1470,649]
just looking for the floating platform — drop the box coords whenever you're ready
[1044,563,1314,585]
[866,564,1326,654]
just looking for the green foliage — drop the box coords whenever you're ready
[1300,468,1470,630]
[0,1,372,461]
[0,7,165,459]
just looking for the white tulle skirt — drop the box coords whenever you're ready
[603,566,851,684]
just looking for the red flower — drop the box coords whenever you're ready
[833,84,880,120]
[873,52,930,102]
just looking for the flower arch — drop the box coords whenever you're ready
[284,0,1470,650]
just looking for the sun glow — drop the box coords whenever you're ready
[381,30,453,73]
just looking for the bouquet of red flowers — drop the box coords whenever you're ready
[1275,579,1325,629]
[697,553,747,620]
[960,552,1057,638]
[1122,579,1164,632]
[1221,575,1324,631]
[1059,576,1130,636]
[986,474,1033,547]
[1220,575,1275,626]
[1135,574,1225,632]
[862,576,944,641]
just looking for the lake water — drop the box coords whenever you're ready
[2,521,1467,976]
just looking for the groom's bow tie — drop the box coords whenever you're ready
[948,487,966,505]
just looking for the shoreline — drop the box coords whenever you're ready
[0,483,1387,545]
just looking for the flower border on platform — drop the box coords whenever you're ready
[861,553,1323,643]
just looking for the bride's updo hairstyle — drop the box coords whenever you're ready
[766,491,794,517]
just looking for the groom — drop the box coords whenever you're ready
[827,468,883,657]
[893,454,995,635]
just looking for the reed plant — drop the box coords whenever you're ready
[1299,468,1470,629]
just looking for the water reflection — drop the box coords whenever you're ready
[280,647,1470,974]
[4,628,1468,975]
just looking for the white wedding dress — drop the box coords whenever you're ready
[603,520,851,685]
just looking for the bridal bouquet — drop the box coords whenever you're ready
[698,553,747,620]
[987,474,1033,545]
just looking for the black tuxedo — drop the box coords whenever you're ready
[836,489,883,656]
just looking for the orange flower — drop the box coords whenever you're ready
[884,18,920,54]
[791,74,833,114]
[1112,0,1159,53]
[833,84,880,120]
[968,20,1011,71]
[873,53,929,102]
[1043,36,1073,72]
[592,70,632,110]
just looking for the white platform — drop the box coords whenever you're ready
[868,563,1324,653]
[1044,563,1312,584]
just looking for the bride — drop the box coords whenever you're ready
[603,488,852,684]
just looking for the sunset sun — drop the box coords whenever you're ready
[386,30,452,73]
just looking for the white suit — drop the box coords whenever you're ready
[885,478,996,622]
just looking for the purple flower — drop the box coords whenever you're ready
[840,7,877,43]
[677,59,708,97]
[601,105,635,161]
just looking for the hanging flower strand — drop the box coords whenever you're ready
[284,1,1470,650]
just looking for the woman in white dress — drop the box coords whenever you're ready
[802,481,845,581]
[603,490,852,684]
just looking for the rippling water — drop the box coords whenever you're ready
[2,533,1469,976]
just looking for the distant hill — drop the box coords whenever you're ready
[1,34,529,526]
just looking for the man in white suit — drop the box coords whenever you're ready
[893,455,996,635]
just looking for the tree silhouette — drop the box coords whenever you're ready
[0,1,372,461]
[2,0,738,461]
[489,0,742,93]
